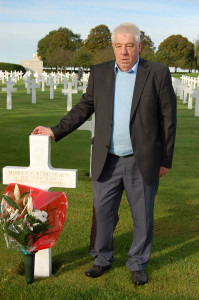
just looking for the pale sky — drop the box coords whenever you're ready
[0,0,199,64]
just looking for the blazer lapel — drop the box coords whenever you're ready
[130,59,150,120]
[105,61,115,120]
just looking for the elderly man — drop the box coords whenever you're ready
[32,23,176,285]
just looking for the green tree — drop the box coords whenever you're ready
[56,27,82,50]
[93,46,115,64]
[156,34,195,72]
[140,31,155,60]
[37,27,82,66]
[46,32,74,70]
[72,48,93,68]
[37,30,57,65]
[84,24,112,51]
[194,38,199,69]
[46,48,74,72]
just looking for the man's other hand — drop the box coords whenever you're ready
[159,166,169,178]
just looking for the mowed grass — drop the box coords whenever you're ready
[0,76,199,300]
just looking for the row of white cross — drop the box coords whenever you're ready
[172,77,199,116]
[181,75,199,89]
[1,72,89,110]
[0,70,23,84]
[0,70,89,86]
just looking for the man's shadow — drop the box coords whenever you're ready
[113,200,199,274]
[48,196,199,276]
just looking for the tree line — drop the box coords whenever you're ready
[37,24,199,72]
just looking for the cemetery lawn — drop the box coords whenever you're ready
[0,78,199,300]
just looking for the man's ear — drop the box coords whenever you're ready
[139,41,143,53]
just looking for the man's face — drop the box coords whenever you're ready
[112,33,142,72]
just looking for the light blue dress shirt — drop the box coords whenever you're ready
[109,59,139,156]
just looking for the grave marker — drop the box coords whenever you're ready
[62,82,77,111]
[1,77,17,109]
[3,135,78,277]
[24,75,31,95]
[30,79,40,104]
[190,87,199,117]
[47,76,57,100]
[61,76,68,95]
[71,74,78,93]
[41,74,47,92]
[78,114,95,176]
[78,80,88,94]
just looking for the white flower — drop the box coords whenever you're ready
[14,184,20,204]
[26,221,33,231]
[23,194,28,206]
[33,223,40,227]
[17,224,24,230]
[31,209,48,223]
[27,197,33,215]
[8,209,20,221]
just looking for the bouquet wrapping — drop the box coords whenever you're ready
[0,183,68,254]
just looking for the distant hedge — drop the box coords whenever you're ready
[0,62,26,73]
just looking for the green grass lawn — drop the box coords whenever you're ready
[0,77,199,299]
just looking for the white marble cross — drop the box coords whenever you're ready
[41,74,47,92]
[19,71,23,79]
[185,85,194,109]
[47,76,56,100]
[190,87,199,117]
[78,80,88,94]
[0,71,5,84]
[61,76,68,95]
[30,79,40,104]
[24,75,31,95]
[34,72,40,85]
[71,74,78,93]
[3,135,78,277]
[1,77,17,109]
[62,82,78,111]
[195,99,199,117]
[78,114,95,177]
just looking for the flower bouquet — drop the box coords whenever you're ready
[0,183,68,283]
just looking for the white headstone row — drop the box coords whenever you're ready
[172,77,199,116]
[0,70,23,84]
[1,71,88,110]
[181,75,199,89]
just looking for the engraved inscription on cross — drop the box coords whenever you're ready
[3,135,78,277]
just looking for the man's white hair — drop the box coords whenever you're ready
[111,23,141,43]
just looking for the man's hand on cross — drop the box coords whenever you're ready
[31,126,55,140]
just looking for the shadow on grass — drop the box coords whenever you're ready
[51,224,199,278]
[17,200,199,279]
[52,245,91,276]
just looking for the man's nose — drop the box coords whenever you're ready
[121,46,128,54]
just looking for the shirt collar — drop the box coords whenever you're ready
[114,58,139,74]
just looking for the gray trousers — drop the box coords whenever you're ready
[89,154,159,271]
